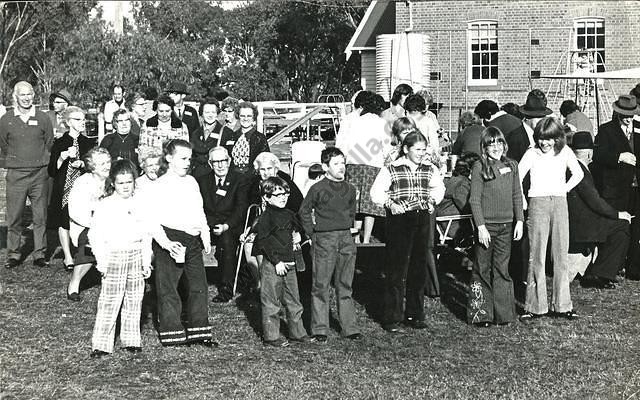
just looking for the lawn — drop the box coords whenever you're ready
[1,245,640,400]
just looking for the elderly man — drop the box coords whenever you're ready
[566,132,631,289]
[47,89,72,138]
[103,83,127,137]
[167,82,200,135]
[0,81,54,268]
[196,147,249,302]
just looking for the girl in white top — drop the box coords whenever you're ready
[88,159,151,357]
[518,117,584,322]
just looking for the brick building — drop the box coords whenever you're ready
[346,0,640,134]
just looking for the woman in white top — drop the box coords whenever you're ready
[142,139,215,347]
[66,147,112,301]
[518,117,584,322]
[88,159,152,358]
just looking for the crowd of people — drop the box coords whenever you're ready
[1,79,640,357]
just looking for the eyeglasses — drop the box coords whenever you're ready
[267,191,290,198]
[239,114,254,119]
[210,159,229,165]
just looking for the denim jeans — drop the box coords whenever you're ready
[525,196,573,314]
[469,223,515,324]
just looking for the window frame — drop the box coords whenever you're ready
[467,20,499,87]
[573,17,605,73]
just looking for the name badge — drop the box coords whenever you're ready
[216,189,227,196]
[28,120,38,126]
[184,110,192,116]
[499,167,512,175]
[211,133,220,139]
[226,140,235,145]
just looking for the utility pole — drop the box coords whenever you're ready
[113,1,124,35]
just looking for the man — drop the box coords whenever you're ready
[479,99,530,162]
[129,92,152,136]
[167,82,200,135]
[0,81,54,268]
[103,83,127,138]
[591,94,640,279]
[567,131,631,289]
[560,99,594,137]
[47,89,72,138]
[196,147,248,302]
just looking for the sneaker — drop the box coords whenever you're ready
[404,318,428,329]
[264,338,290,348]
[290,335,316,344]
[552,310,579,320]
[519,312,545,323]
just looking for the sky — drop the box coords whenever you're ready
[99,1,248,26]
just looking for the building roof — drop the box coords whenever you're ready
[345,0,395,60]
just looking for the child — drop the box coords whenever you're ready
[518,117,584,322]
[88,159,152,357]
[302,163,324,197]
[468,127,524,327]
[252,176,312,347]
[299,147,361,342]
[370,130,444,333]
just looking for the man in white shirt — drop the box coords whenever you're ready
[103,83,127,138]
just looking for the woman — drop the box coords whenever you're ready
[221,96,241,132]
[370,130,445,333]
[190,97,235,178]
[142,139,215,347]
[335,90,371,148]
[138,94,188,161]
[99,109,139,167]
[518,117,583,321]
[220,101,269,175]
[340,93,391,243]
[405,94,442,156]
[47,106,95,271]
[452,111,483,156]
[66,147,112,300]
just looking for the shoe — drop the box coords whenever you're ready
[5,258,19,269]
[90,350,109,358]
[312,334,328,343]
[404,318,428,329]
[552,310,579,320]
[67,292,81,302]
[382,323,407,334]
[519,312,545,323]
[602,280,617,289]
[345,333,362,340]
[64,262,75,271]
[473,322,491,328]
[289,335,316,344]
[33,258,47,268]
[264,338,290,348]
[186,338,219,348]
[124,346,142,354]
[212,294,232,303]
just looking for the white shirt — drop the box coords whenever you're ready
[68,173,105,246]
[339,113,392,168]
[409,113,441,154]
[518,145,584,200]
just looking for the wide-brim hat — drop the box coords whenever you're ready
[612,94,640,116]
[166,82,189,95]
[49,89,72,105]
[569,131,593,150]
[521,91,553,118]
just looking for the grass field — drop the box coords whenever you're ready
[1,243,640,400]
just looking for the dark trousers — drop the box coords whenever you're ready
[468,223,515,324]
[6,167,49,260]
[626,188,640,276]
[425,215,440,297]
[383,210,429,325]
[153,227,211,345]
[260,258,307,341]
[587,219,630,281]
[212,229,239,289]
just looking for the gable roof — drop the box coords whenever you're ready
[345,0,396,60]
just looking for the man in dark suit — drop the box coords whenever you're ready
[567,132,631,289]
[197,146,249,302]
[591,94,640,279]
[167,82,200,135]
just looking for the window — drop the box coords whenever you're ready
[468,21,498,86]
[574,18,605,72]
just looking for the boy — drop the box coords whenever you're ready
[299,147,361,342]
[252,176,313,347]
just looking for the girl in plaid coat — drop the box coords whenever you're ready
[88,159,152,357]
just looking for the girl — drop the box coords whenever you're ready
[370,130,444,333]
[468,127,524,327]
[88,160,152,357]
[142,139,215,347]
[518,117,584,321]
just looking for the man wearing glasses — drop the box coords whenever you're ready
[0,81,54,269]
[196,146,249,302]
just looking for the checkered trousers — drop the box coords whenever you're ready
[387,163,435,212]
[91,248,145,353]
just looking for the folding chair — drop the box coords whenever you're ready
[233,203,262,296]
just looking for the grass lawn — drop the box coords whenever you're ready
[1,246,640,400]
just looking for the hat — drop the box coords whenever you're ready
[570,131,594,150]
[520,90,553,118]
[166,82,189,95]
[49,89,72,105]
[612,94,640,116]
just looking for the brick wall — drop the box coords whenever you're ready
[393,0,640,133]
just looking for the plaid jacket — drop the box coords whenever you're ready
[387,162,435,212]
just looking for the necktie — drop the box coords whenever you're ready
[218,178,223,187]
